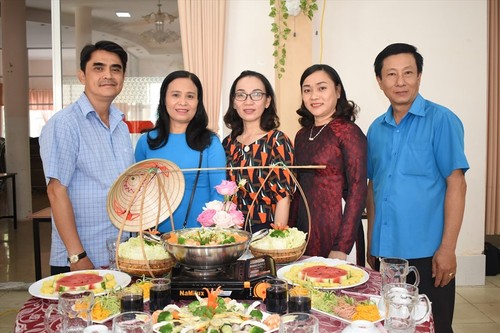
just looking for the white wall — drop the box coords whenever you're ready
[223,0,488,285]
[221,0,276,137]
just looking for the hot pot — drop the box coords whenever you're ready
[161,228,252,270]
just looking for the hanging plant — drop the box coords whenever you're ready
[269,0,318,78]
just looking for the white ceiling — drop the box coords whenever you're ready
[7,0,182,60]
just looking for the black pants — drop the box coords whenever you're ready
[406,257,455,333]
[51,266,70,275]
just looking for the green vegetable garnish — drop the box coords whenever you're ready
[159,323,174,333]
[249,309,263,320]
[158,311,174,322]
[270,229,289,238]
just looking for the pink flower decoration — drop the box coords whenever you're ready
[196,180,246,229]
[197,209,216,227]
[229,209,244,227]
[215,180,239,196]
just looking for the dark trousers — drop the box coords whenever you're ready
[406,257,455,333]
[51,265,70,275]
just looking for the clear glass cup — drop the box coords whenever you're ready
[149,278,171,312]
[120,286,144,313]
[279,312,319,333]
[380,257,420,289]
[106,237,119,270]
[112,311,152,333]
[44,290,94,333]
[265,278,288,315]
[288,286,312,313]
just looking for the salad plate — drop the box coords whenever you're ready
[28,269,131,300]
[277,257,369,290]
[311,295,383,324]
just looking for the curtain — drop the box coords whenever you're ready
[29,89,52,110]
[177,0,226,133]
[486,0,500,234]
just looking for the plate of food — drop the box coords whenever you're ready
[28,269,131,300]
[311,289,383,324]
[152,287,280,333]
[277,257,369,290]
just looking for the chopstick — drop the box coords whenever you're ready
[340,290,381,299]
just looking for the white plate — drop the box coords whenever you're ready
[92,311,120,324]
[312,295,384,324]
[277,257,369,290]
[28,269,131,300]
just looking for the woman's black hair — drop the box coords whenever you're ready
[142,70,212,151]
[223,70,279,138]
[297,64,359,127]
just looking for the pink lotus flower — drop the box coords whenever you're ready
[196,180,246,229]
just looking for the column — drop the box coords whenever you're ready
[75,6,92,70]
[1,0,32,219]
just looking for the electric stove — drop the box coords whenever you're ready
[170,255,276,300]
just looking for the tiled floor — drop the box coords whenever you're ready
[0,191,499,333]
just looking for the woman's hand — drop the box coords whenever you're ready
[328,250,347,260]
[270,223,288,231]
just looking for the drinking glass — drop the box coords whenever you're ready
[149,278,171,312]
[106,237,119,270]
[45,290,94,333]
[382,283,431,333]
[280,312,319,333]
[120,286,144,312]
[265,278,288,314]
[112,311,152,333]
[288,286,312,313]
[380,257,420,289]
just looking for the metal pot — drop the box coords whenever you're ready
[161,228,251,269]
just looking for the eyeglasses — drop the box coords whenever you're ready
[234,91,266,101]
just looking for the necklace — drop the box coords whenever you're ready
[309,123,329,141]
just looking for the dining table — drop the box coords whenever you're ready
[14,263,435,333]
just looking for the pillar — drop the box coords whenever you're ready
[1,0,32,218]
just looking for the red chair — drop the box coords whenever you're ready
[124,120,154,134]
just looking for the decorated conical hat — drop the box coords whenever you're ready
[107,159,185,232]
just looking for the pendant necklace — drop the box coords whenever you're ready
[309,122,329,141]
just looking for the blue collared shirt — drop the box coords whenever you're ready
[40,93,135,267]
[367,94,469,259]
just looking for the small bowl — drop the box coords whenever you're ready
[341,320,379,333]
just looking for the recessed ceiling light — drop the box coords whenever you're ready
[116,12,131,18]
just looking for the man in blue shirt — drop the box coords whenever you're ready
[366,43,469,333]
[40,41,134,274]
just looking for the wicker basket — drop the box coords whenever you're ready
[249,242,306,264]
[117,257,175,278]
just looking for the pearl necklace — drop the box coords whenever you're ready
[309,123,329,141]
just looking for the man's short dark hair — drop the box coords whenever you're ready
[374,43,423,78]
[80,40,128,72]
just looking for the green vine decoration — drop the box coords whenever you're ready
[269,0,318,78]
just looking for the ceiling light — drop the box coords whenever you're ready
[116,12,131,18]
[141,0,179,44]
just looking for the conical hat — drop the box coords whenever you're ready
[107,159,185,232]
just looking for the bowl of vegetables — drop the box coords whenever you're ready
[161,227,251,269]
[117,236,175,277]
[249,228,307,264]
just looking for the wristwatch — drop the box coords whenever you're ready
[67,251,87,264]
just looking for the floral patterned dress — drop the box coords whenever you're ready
[291,118,367,257]
[222,130,295,232]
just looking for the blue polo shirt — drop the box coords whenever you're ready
[367,94,469,259]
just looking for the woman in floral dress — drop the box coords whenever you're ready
[223,71,295,232]
[291,64,367,259]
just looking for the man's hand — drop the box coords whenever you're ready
[70,256,95,271]
[432,246,457,287]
